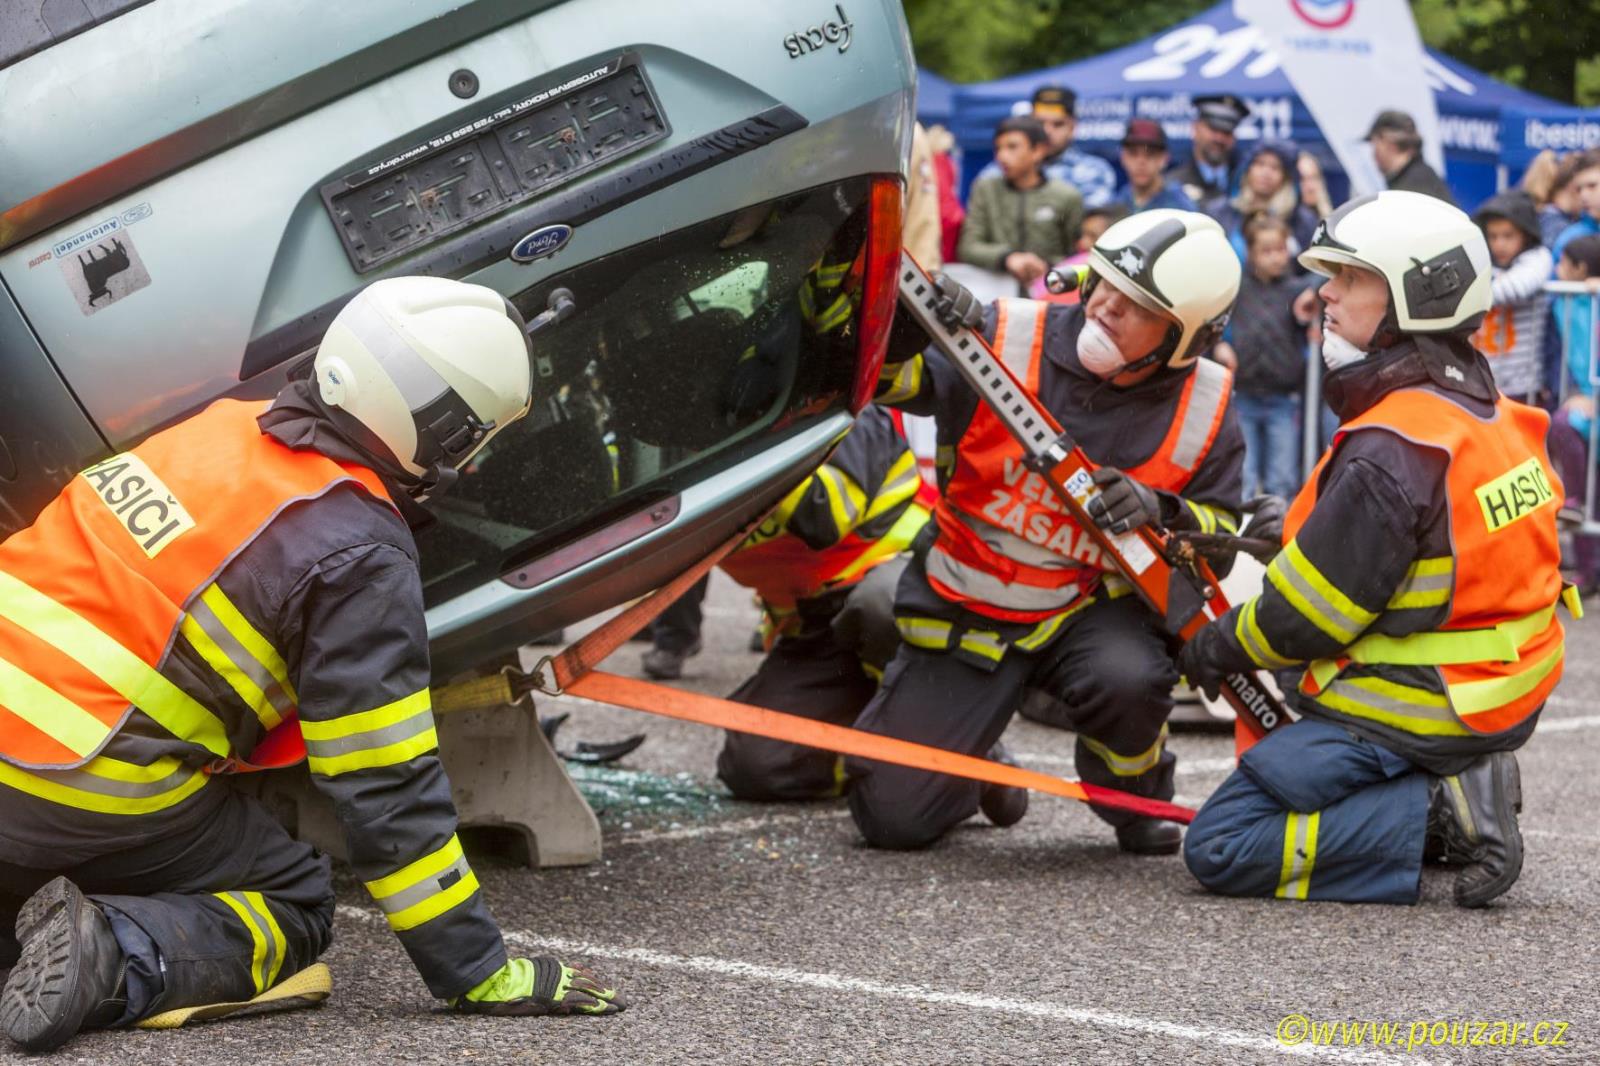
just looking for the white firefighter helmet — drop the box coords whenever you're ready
[313,276,534,480]
[1087,209,1241,368]
[1298,190,1491,334]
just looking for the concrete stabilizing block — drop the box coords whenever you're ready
[247,701,602,869]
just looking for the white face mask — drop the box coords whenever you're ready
[1321,330,1368,371]
[1078,318,1128,377]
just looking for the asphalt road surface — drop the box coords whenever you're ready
[17,572,1597,1065]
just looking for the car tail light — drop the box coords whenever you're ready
[849,174,904,412]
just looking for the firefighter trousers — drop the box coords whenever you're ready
[845,596,1180,850]
[0,780,333,1024]
[1183,718,1429,904]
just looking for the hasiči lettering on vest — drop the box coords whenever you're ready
[80,453,196,558]
[1475,457,1555,534]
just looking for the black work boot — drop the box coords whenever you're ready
[1426,752,1524,908]
[1,878,127,1052]
[978,743,1028,828]
[1115,818,1183,856]
[641,640,702,680]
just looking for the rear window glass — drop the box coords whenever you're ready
[415,177,872,606]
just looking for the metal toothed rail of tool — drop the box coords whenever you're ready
[896,251,1289,751]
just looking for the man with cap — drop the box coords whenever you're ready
[1171,94,1251,205]
[1367,110,1454,204]
[1114,119,1198,214]
[976,86,1118,209]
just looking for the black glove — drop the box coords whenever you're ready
[1087,467,1160,535]
[929,272,984,331]
[1177,625,1233,701]
[1238,494,1288,561]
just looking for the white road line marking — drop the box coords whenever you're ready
[1533,713,1600,733]
[1019,751,1236,776]
[1525,829,1600,843]
[335,905,1415,1063]
[611,809,850,846]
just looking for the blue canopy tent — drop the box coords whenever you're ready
[943,2,1578,211]
[916,68,957,129]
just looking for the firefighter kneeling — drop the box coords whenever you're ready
[715,406,934,800]
[1179,191,1576,907]
[856,210,1245,853]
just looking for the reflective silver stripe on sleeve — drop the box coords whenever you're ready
[28,760,200,799]
[300,707,436,759]
[186,597,296,720]
[1170,359,1229,472]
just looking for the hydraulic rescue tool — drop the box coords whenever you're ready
[898,251,1290,751]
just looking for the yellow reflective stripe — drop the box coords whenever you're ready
[179,615,283,732]
[896,617,953,650]
[1449,642,1564,719]
[249,891,288,990]
[365,835,481,933]
[831,505,929,586]
[1343,602,1557,667]
[299,689,431,742]
[815,260,851,285]
[877,356,924,405]
[1275,810,1319,900]
[1315,674,1471,737]
[1235,598,1295,669]
[215,892,269,995]
[1266,541,1375,644]
[861,452,922,523]
[1101,574,1134,599]
[1183,499,1216,535]
[815,292,854,332]
[0,569,228,757]
[1013,595,1095,651]
[1080,725,1167,777]
[199,587,296,704]
[0,757,206,815]
[957,629,1004,663]
[306,727,437,777]
[815,466,866,535]
[0,655,110,758]
[1386,557,1453,610]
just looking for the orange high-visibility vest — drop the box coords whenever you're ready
[927,299,1232,623]
[1286,387,1567,735]
[0,399,393,770]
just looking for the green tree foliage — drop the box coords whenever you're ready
[1413,0,1599,105]
[908,0,1594,105]
[905,0,1212,84]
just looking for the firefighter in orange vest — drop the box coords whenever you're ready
[1179,191,1576,907]
[0,278,623,1053]
[852,210,1245,853]
[716,405,935,800]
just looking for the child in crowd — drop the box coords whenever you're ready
[1547,234,1600,595]
[1472,191,1553,405]
[958,116,1083,291]
[1212,215,1311,498]
[1030,203,1129,303]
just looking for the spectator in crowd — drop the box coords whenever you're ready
[1471,191,1553,405]
[1550,149,1600,266]
[958,115,1083,290]
[1365,110,1454,204]
[1519,149,1579,248]
[926,124,966,267]
[1202,140,1319,263]
[1113,119,1197,214]
[1028,203,1130,302]
[1170,94,1251,205]
[904,122,944,270]
[1547,235,1600,598]
[1296,151,1334,219]
[1212,215,1312,498]
[976,86,1118,209]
